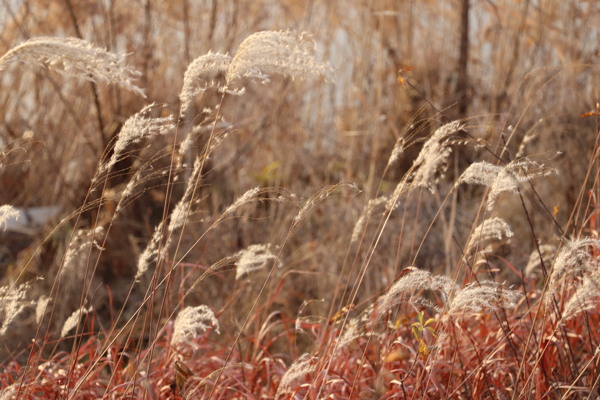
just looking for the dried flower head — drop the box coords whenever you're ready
[0,383,17,400]
[136,221,165,281]
[293,182,360,225]
[386,137,407,169]
[168,199,189,235]
[338,317,362,349]
[545,238,600,305]
[0,282,34,337]
[524,244,556,279]
[562,269,600,319]
[409,121,463,192]
[235,244,279,280]
[180,52,232,115]
[386,122,463,210]
[36,295,51,325]
[465,217,514,254]
[171,305,219,347]
[378,269,457,316]
[0,36,144,96]
[226,30,332,85]
[211,187,264,228]
[275,354,317,398]
[0,205,19,230]
[60,227,105,279]
[60,305,93,338]
[446,281,519,317]
[458,159,555,211]
[102,104,175,173]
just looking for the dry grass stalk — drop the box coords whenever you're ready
[0,37,144,96]
[171,305,219,348]
[351,196,388,244]
[293,183,359,226]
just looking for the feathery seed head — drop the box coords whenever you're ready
[465,217,514,254]
[180,52,232,115]
[409,121,464,192]
[0,36,144,96]
[457,161,503,187]
[136,221,165,281]
[0,281,34,337]
[0,383,17,400]
[275,354,317,398]
[60,227,105,279]
[226,30,332,85]
[102,103,175,173]
[60,305,93,338]
[378,269,457,316]
[446,281,520,317]
[0,205,19,230]
[386,121,463,210]
[386,137,407,169]
[524,244,556,279]
[218,187,263,225]
[563,269,600,319]
[171,305,219,348]
[458,159,556,210]
[545,238,600,305]
[235,244,279,280]
[36,296,51,325]
[168,199,189,234]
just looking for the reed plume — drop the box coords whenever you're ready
[0,37,144,96]
[226,30,332,85]
[171,305,219,348]
[0,205,18,230]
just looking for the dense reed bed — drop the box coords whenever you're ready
[1,1,599,399]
